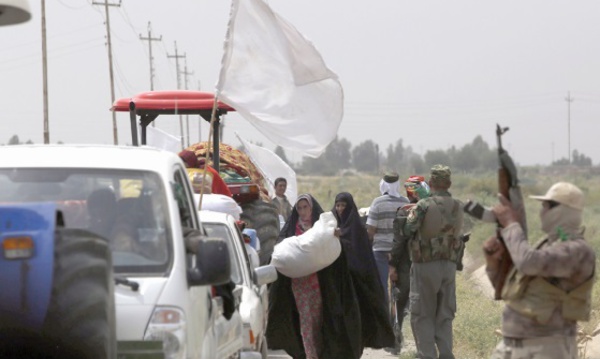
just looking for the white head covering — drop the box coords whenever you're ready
[379,179,401,198]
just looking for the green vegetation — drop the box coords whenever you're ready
[298,168,600,358]
[291,135,594,175]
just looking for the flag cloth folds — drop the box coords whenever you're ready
[217,0,343,158]
[236,132,297,205]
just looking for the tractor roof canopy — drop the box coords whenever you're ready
[112,90,236,171]
[112,90,235,116]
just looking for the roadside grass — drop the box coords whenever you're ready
[298,169,600,358]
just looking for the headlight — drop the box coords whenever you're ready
[242,322,256,350]
[144,307,186,359]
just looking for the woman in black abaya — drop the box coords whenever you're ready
[332,192,395,350]
[266,194,362,359]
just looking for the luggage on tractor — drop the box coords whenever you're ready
[112,91,280,264]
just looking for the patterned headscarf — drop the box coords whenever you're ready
[404,175,430,200]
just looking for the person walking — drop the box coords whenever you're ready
[484,182,595,359]
[267,194,362,359]
[388,175,430,353]
[404,165,464,359]
[366,172,409,308]
[332,192,395,351]
[272,177,292,220]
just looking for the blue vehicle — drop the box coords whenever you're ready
[0,202,115,358]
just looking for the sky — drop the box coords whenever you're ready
[1,0,600,166]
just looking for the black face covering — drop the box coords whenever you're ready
[331,192,375,275]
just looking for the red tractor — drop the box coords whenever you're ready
[112,90,280,264]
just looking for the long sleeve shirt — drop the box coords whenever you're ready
[488,222,595,338]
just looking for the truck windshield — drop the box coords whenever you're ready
[0,168,172,275]
[202,222,242,285]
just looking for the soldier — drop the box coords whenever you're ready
[404,165,464,359]
[389,175,430,354]
[485,182,595,359]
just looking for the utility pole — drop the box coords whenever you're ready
[197,80,202,142]
[41,0,49,144]
[167,42,185,149]
[181,58,193,147]
[139,21,161,127]
[139,21,161,91]
[565,91,574,164]
[93,0,121,145]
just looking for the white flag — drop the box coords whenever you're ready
[217,0,343,158]
[145,126,181,153]
[236,132,297,205]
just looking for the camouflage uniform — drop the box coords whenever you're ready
[404,165,463,359]
[389,203,414,348]
[488,182,595,359]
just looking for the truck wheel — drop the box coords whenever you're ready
[240,200,279,265]
[42,228,116,359]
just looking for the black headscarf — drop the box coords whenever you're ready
[332,192,395,349]
[267,194,362,359]
[278,194,324,242]
[332,192,377,275]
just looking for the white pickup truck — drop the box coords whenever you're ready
[200,210,278,359]
[0,145,242,358]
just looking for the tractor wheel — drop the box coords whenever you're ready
[240,200,280,265]
[42,228,116,359]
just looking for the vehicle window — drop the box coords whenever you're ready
[202,222,243,285]
[0,168,172,275]
[173,171,195,229]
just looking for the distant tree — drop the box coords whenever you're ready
[552,158,570,166]
[409,154,427,174]
[454,144,479,172]
[323,136,351,170]
[352,140,378,173]
[385,139,405,171]
[274,146,289,164]
[8,135,19,145]
[299,136,351,175]
[572,150,592,166]
[424,149,452,169]
[25,140,34,144]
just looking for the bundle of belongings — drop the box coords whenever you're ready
[271,212,341,278]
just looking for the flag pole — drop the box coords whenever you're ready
[197,95,220,210]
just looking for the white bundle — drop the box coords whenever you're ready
[271,211,341,278]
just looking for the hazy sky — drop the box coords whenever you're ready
[2,0,600,166]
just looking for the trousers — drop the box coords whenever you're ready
[409,260,456,359]
[490,335,577,359]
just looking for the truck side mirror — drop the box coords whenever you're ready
[253,265,278,286]
[187,237,231,286]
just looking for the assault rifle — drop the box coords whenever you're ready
[463,124,527,300]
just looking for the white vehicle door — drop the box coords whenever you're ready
[173,168,213,358]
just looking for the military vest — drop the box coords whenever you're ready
[409,196,463,263]
[502,238,594,323]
